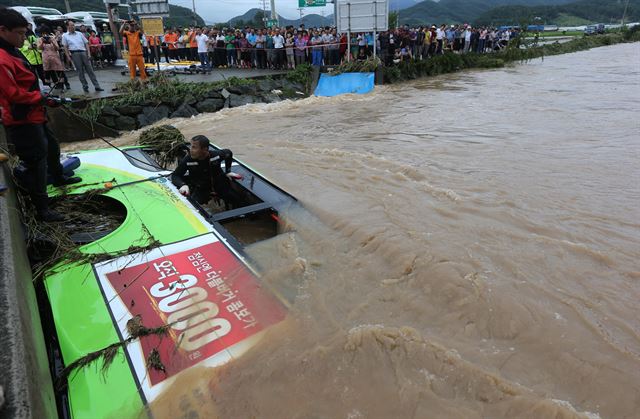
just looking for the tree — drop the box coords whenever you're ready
[389,10,399,29]
[252,10,265,28]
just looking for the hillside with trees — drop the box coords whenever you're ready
[475,0,638,26]
[227,8,332,28]
[399,0,589,26]
[0,0,204,28]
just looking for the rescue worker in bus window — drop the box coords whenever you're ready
[171,135,241,209]
[0,8,81,222]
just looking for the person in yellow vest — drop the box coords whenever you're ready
[423,27,432,58]
[120,20,147,80]
[19,23,44,83]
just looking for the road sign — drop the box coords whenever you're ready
[337,0,388,33]
[299,0,327,7]
[130,0,169,17]
[266,19,278,28]
[141,17,164,36]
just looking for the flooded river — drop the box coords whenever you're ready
[66,42,640,418]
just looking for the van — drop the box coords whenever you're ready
[584,23,605,35]
[66,11,112,33]
[9,6,81,31]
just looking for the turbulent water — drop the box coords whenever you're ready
[65,43,640,419]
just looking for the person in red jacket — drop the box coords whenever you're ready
[0,8,80,222]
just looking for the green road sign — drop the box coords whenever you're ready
[298,0,327,7]
[266,19,278,27]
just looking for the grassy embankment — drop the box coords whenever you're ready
[527,31,584,38]
[77,65,312,124]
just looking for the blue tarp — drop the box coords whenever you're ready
[314,72,375,97]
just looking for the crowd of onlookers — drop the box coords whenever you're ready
[142,24,521,69]
[19,21,115,90]
[21,19,521,87]
[379,24,519,65]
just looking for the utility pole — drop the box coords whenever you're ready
[105,3,123,61]
[270,0,278,26]
[192,0,197,25]
[621,0,630,25]
[63,0,71,13]
[262,0,268,27]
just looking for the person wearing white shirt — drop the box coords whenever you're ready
[463,27,473,53]
[321,30,333,64]
[61,20,102,93]
[141,33,150,63]
[436,24,445,54]
[273,32,284,49]
[272,31,284,69]
[195,29,209,69]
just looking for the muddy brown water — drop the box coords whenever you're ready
[64,42,640,419]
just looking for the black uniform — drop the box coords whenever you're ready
[171,148,233,206]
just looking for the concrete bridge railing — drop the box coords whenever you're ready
[0,129,57,419]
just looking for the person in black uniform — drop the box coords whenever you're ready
[171,135,236,208]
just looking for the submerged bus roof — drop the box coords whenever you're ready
[41,147,294,418]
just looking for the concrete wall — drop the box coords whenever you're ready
[0,131,58,419]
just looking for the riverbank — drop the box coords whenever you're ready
[72,67,311,135]
[382,27,640,83]
[62,66,287,100]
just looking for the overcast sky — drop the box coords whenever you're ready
[169,0,336,23]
